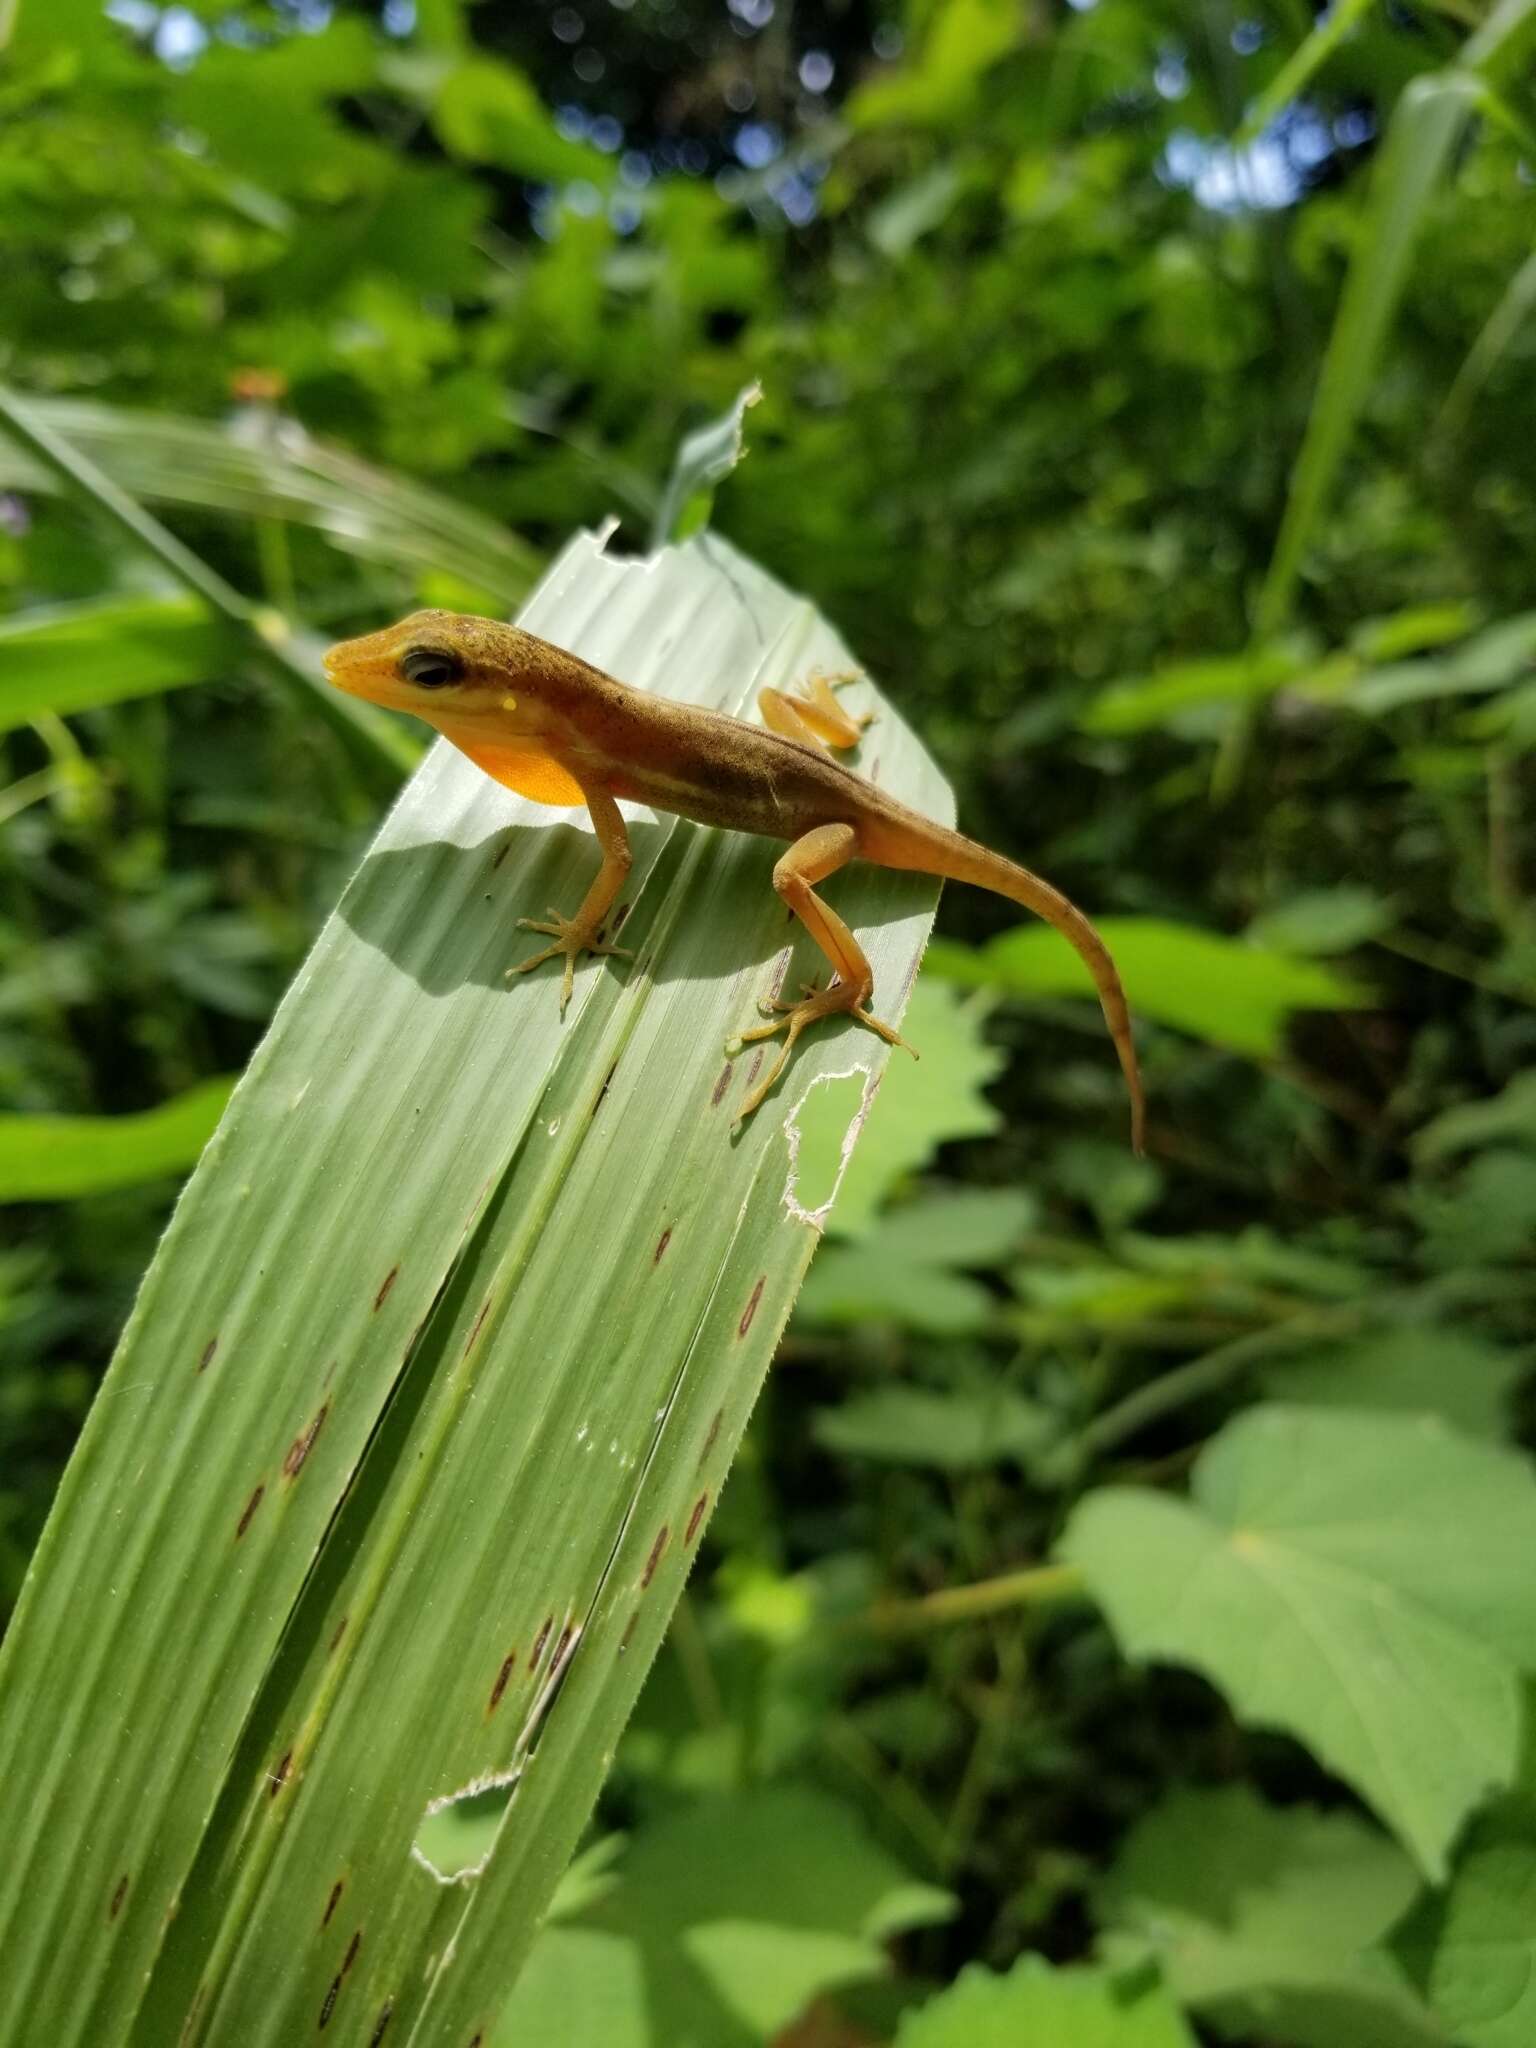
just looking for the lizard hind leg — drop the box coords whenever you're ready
[758,668,873,755]
[729,822,915,1123]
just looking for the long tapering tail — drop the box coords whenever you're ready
[875,816,1145,1153]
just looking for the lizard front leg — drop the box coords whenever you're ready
[507,783,632,1013]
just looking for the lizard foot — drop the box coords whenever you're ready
[507,908,630,1015]
[727,974,916,1122]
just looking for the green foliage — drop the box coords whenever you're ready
[0,1078,233,1200]
[927,918,1365,1060]
[653,381,761,546]
[1396,1790,1536,2048]
[815,1386,1051,1468]
[500,1787,953,2048]
[894,1954,1198,2047]
[792,981,1005,1235]
[1062,1408,1536,1877]
[0,598,234,734]
[5,0,1536,2039]
[1260,1328,1521,1439]
[1097,1785,1442,2048]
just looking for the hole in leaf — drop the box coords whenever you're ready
[411,1774,519,1885]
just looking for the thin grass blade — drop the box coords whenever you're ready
[0,397,540,611]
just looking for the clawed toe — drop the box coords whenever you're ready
[728,974,917,1119]
[506,909,631,1013]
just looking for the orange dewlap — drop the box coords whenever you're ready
[452,738,586,807]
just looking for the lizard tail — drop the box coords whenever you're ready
[876,818,1145,1153]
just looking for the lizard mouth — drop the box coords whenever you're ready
[321,633,398,706]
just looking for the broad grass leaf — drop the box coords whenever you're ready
[0,533,947,2047]
[894,1954,1198,2048]
[1097,1784,1444,2048]
[1060,1407,1536,1876]
[925,918,1365,1060]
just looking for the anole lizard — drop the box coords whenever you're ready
[323,611,1144,1145]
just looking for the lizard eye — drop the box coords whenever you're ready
[400,646,464,689]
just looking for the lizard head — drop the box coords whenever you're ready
[322,611,551,738]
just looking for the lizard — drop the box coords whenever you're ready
[323,610,1144,1145]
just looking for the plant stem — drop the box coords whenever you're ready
[1080,1309,1366,1458]
[862,1562,1087,1634]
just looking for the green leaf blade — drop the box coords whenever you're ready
[0,535,949,2047]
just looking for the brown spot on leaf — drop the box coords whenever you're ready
[700,1408,723,1466]
[619,1611,639,1654]
[328,1615,348,1656]
[322,1880,344,1928]
[464,1297,493,1355]
[319,1977,340,2030]
[109,1874,128,1920]
[367,2002,394,2047]
[236,1484,265,1539]
[343,1931,363,1975]
[898,946,924,1006]
[489,1652,517,1712]
[282,1404,329,1480]
[593,1060,619,1114]
[530,1616,553,1669]
[738,1276,766,1338]
[641,1526,669,1588]
[374,1267,399,1312]
[268,1750,292,1798]
[711,1064,733,1108]
[197,1337,217,1374]
[653,1227,672,1264]
[685,1493,709,1545]
[491,841,510,871]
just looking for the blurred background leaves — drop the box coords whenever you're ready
[4,0,1536,2041]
